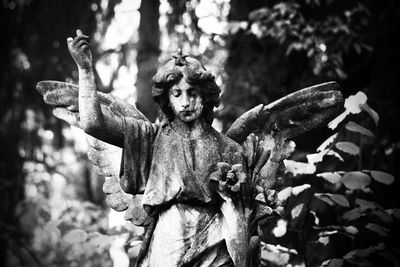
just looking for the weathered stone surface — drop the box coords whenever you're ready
[226,81,343,142]
[124,195,153,226]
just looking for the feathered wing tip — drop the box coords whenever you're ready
[226,81,344,143]
[36,80,152,226]
[37,80,80,126]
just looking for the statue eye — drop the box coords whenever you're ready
[188,88,199,97]
[171,89,181,97]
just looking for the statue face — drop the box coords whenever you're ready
[169,78,203,123]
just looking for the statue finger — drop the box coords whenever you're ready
[44,88,78,106]
[67,37,74,51]
[75,29,89,40]
[76,29,84,36]
[77,39,90,49]
[53,107,79,127]
[74,35,89,41]
[73,36,89,47]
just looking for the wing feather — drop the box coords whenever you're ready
[37,80,152,226]
[226,81,343,143]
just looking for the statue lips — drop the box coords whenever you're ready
[180,110,195,116]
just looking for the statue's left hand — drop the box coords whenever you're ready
[67,29,93,70]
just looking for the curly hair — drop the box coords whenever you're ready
[152,57,221,124]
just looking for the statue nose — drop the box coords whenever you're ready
[181,94,190,108]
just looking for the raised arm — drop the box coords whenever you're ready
[67,29,124,147]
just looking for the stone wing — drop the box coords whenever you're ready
[226,81,343,143]
[36,81,152,226]
[224,82,344,223]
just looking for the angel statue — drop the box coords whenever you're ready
[37,29,343,266]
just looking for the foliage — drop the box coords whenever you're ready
[247,1,371,79]
[259,92,399,266]
[0,0,140,266]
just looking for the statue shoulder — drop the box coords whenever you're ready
[211,128,244,156]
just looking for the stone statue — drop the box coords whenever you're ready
[37,29,343,266]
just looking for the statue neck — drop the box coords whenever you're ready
[170,118,208,140]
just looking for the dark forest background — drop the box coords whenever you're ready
[1,0,400,266]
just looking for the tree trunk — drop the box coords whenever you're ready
[136,0,160,122]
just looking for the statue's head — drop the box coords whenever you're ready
[152,50,220,124]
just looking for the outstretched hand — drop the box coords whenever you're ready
[67,29,93,70]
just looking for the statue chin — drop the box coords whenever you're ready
[175,110,203,123]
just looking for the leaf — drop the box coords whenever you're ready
[360,103,379,125]
[372,209,393,224]
[292,184,311,195]
[277,187,292,202]
[307,150,328,164]
[330,194,350,207]
[261,244,291,265]
[335,142,360,155]
[370,170,395,185]
[43,220,62,242]
[249,7,268,21]
[291,204,304,219]
[342,171,371,190]
[356,198,378,210]
[324,258,344,267]
[342,208,362,221]
[319,230,338,236]
[318,236,330,246]
[386,208,400,220]
[317,172,342,184]
[310,211,320,225]
[317,133,338,151]
[365,223,388,237]
[315,194,335,206]
[345,121,374,137]
[345,248,374,259]
[272,219,288,237]
[127,240,142,258]
[284,160,316,176]
[227,21,248,35]
[344,226,359,235]
[88,234,113,248]
[63,229,88,244]
[315,193,349,207]
[326,150,344,161]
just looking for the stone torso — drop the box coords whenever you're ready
[142,120,245,211]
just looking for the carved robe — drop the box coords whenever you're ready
[120,118,245,266]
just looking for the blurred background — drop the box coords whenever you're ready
[1,0,400,266]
